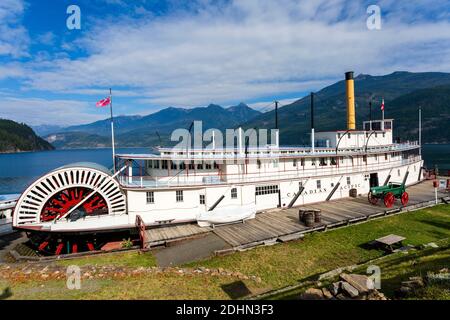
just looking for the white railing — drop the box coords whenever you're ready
[119,156,422,189]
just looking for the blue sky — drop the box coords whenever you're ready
[0,0,450,126]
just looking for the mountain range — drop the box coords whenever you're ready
[34,71,450,148]
[243,71,450,145]
[43,103,261,148]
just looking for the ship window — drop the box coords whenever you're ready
[189,161,195,170]
[197,162,203,170]
[171,161,177,170]
[319,158,327,166]
[257,159,261,169]
[375,133,378,138]
[331,182,334,187]
[385,153,388,160]
[273,160,279,168]
[199,194,205,205]
[148,161,153,169]
[398,169,401,177]
[293,159,297,167]
[205,162,212,170]
[162,160,168,169]
[331,157,337,165]
[311,158,316,166]
[374,154,378,161]
[154,160,160,169]
[382,133,385,138]
[255,185,279,196]
[337,133,341,139]
[316,180,321,189]
[179,162,186,170]
[213,162,219,169]
[347,177,351,185]
[299,181,303,188]
[348,133,351,139]
[176,190,184,202]
[231,188,237,199]
[301,158,305,166]
[146,191,154,204]
[363,155,367,162]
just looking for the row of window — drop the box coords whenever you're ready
[146,188,238,205]
[148,160,219,170]
[256,185,279,196]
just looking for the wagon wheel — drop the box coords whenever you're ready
[384,192,395,208]
[401,192,409,206]
[368,191,378,205]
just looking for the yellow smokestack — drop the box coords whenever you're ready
[345,71,356,130]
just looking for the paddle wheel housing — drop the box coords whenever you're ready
[13,162,127,228]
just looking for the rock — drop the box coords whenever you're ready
[424,242,439,248]
[329,281,341,296]
[341,281,359,298]
[340,273,374,293]
[402,277,424,289]
[321,287,334,299]
[300,288,325,300]
[336,293,350,300]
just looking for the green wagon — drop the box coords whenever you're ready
[368,182,409,208]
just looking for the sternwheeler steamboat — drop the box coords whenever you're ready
[12,72,424,253]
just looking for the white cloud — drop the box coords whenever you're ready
[35,32,55,46]
[0,0,29,57]
[21,0,450,110]
[0,97,105,126]
[2,0,450,127]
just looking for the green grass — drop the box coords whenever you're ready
[56,251,157,268]
[0,273,262,300]
[186,205,450,289]
[267,238,450,300]
[1,205,449,299]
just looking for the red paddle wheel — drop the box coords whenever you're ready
[33,187,109,254]
[41,187,108,222]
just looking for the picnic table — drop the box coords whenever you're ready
[373,234,406,252]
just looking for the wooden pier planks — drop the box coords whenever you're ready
[211,180,446,249]
[145,223,211,247]
[143,180,448,250]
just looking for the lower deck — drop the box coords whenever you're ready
[143,180,449,251]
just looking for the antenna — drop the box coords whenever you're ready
[274,100,279,147]
[275,100,279,129]
[419,106,422,155]
[311,92,315,153]
[155,131,162,147]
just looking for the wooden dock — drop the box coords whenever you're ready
[142,180,449,251]
[144,223,212,247]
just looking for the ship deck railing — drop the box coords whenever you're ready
[118,156,422,189]
[116,141,420,161]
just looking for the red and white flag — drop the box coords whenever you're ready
[381,98,385,111]
[96,97,111,107]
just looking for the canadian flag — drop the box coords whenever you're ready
[96,97,111,107]
[381,98,385,111]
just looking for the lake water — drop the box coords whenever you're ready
[0,145,449,195]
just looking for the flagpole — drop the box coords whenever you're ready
[109,88,116,173]
[381,97,385,131]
